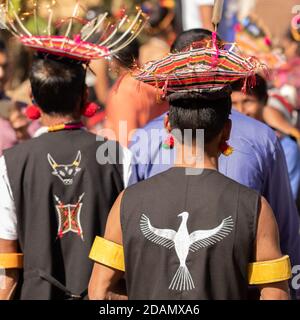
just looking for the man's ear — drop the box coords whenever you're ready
[83,85,89,104]
[222,119,232,142]
[164,112,172,133]
[29,90,34,104]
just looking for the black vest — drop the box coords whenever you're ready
[4,130,124,299]
[121,167,259,300]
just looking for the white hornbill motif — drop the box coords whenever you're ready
[140,212,234,291]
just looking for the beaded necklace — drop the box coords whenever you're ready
[47,122,84,133]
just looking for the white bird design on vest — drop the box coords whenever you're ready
[140,212,234,291]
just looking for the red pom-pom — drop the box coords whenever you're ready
[82,102,99,118]
[73,34,82,44]
[25,105,41,120]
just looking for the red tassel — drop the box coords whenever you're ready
[163,134,175,149]
[73,34,82,44]
[264,36,272,47]
[211,31,220,68]
[82,102,99,118]
[25,105,41,120]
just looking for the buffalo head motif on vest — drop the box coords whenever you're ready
[47,151,82,185]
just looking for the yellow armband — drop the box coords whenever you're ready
[248,255,292,285]
[89,237,125,272]
[0,253,23,269]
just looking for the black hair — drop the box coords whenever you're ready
[168,91,232,144]
[142,3,173,36]
[149,5,169,28]
[231,74,269,105]
[113,37,140,69]
[171,28,221,53]
[0,39,7,53]
[29,56,86,115]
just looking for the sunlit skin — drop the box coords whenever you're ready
[9,108,30,141]
[282,37,299,60]
[231,91,264,122]
[0,52,8,93]
[232,90,298,139]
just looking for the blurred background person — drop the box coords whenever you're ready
[139,0,175,64]
[0,39,18,155]
[264,85,300,143]
[180,0,214,31]
[8,103,32,142]
[232,74,300,201]
[102,36,169,146]
[275,18,300,128]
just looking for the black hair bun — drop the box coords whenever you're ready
[34,52,86,66]
[167,86,232,104]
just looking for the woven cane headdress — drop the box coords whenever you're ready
[133,0,265,97]
[132,43,265,96]
[0,1,148,63]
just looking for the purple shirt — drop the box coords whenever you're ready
[129,110,300,271]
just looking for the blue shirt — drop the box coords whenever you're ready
[129,110,300,270]
[280,136,300,200]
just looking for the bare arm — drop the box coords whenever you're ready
[0,239,19,300]
[255,197,290,300]
[88,191,125,300]
[105,76,145,146]
[263,106,300,140]
[199,5,214,31]
[91,59,110,105]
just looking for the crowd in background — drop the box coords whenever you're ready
[1,0,300,301]
[1,0,300,203]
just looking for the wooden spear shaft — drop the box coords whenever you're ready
[212,0,224,32]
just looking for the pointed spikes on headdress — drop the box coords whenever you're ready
[81,12,108,42]
[1,1,148,63]
[61,1,80,49]
[107,10,142,49]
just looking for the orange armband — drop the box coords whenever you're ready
[248,255,292,285]
[89,237,125,272]
[0,253,23,269]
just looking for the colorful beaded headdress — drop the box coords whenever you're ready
[0,1,148,63]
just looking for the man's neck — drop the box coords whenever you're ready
[174,143,219,171]
[41,114,81,127]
